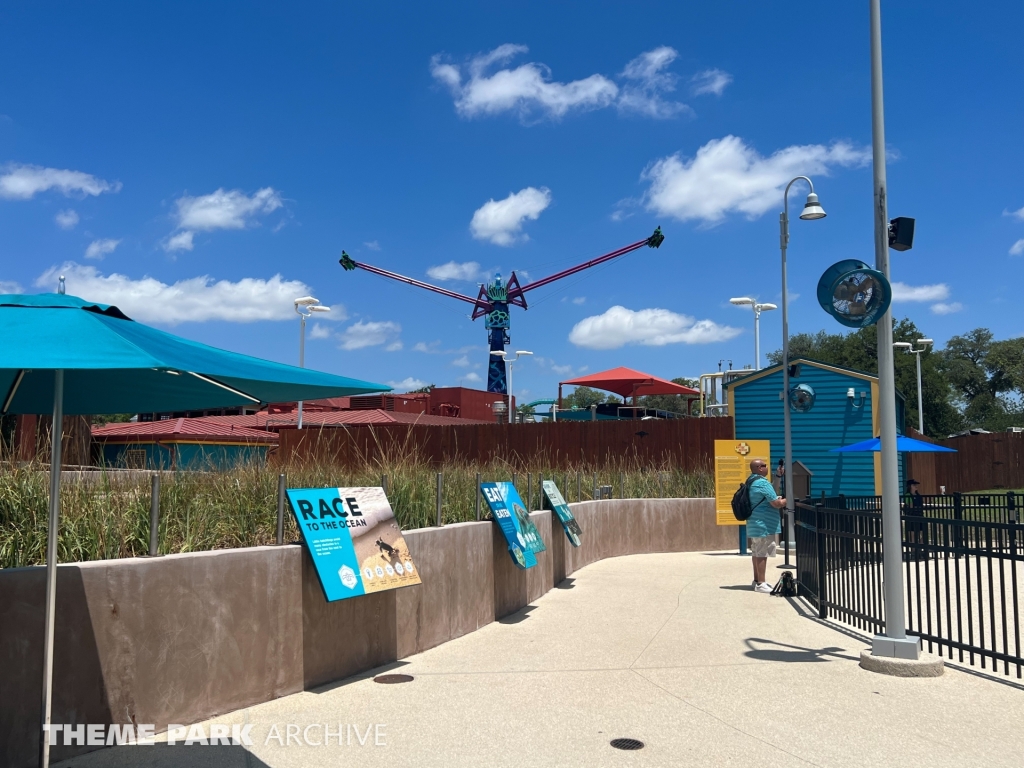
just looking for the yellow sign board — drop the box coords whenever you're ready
[715,439,771,526]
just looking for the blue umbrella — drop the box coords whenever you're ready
[1,292,389,768]
[831,435,957,453]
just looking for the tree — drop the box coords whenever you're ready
[939,330,1024,430]
[562,386,620,410]
[767,318,962,436]
[409,384,435,393]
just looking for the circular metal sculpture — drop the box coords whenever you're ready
[789,383,816,413]
[817,259,892,328]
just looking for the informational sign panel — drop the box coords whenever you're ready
[714,440,771,526]
[541,480,582,547]
[286,487,421,601]
[480,482,539,569]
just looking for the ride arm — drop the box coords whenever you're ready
[340,251,486,308]
[514,227,665,296]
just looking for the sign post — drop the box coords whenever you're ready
[480,482,544,568]
[541,480,582,547]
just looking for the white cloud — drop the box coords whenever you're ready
[55,209,79,229]
[340,320,401,350]
[931,302,963,315]
[471,186,551,246]
[364,240,381,251]
[463,372,483,383]
[385,341,403,352]
[167,187,283,251]
[309,322,332,340]
[617,47,689,118]
[890,282,950,302]
[452,355,471,367]
[690,68,733,97]
[427,260,483,281]
[84,238,121,260]
[164,231,195,252]
[569,305,742,349]
[643,135,871,224]
[431,44,618,121]
[389,377,427,391]
[1004,206,1024,221]
[0,280,24,294]
[572,296,586,305]
[551,363,573,375]
[0,164,121,200]
[1010,239,1024,256]
[413,341,438,353]
[34,263,317,325]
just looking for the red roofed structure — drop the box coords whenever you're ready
[558,366,699,405]
[92,418,277,470]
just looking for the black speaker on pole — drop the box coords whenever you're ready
[888,217,915,251]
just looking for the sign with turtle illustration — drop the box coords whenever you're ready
[541,480,582,547]
[286,486,421,602]
[480,482,542,569]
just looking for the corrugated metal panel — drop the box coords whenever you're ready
[731,361,902,498]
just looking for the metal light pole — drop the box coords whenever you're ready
[730,297,778,370]
[895,338,933,435]
[869,0,918,660]
[780,178,827,564]
[294,297,331,429]
[491,350,533,424]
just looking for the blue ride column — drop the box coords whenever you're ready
[484,274,510,394]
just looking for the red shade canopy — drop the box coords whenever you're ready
[559,366,699,400]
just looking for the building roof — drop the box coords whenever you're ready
[192,409,491,430]
[560,366,699,399]
[92,418,279,444]
[724,357,879,388]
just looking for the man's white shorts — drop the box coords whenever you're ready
[748,534,778,558]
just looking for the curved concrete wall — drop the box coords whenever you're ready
[0,498,730,767]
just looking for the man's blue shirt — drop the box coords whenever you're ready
[747,475,781,538]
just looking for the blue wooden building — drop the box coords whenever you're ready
[725,358,905,498]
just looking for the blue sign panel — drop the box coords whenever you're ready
[480,482,538,569]
[286,487,421,602]
[542,480,582,547]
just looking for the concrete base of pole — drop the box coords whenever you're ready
[871,633,922,660]
[860,649,944,677]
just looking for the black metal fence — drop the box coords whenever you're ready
[795,494,1023,678]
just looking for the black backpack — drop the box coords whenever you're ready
[731,476,757,521]
[771,570,798,597]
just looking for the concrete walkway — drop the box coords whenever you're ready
[58,552,1024,768]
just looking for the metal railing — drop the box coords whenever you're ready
[795,495,1023,678]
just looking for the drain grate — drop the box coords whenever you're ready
[373,673,414,684]
[610,738,645,751]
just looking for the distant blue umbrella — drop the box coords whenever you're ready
[831,436,957,453]
[1,291,389,768]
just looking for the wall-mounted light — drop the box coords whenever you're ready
[847,387,868,409]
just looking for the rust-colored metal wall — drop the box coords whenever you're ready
[905,432,1024,493]
[275,417,735,469]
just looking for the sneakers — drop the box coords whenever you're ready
[751,579,758,591]
[755,582,773,594]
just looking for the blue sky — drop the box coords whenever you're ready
[1,2,1022,402]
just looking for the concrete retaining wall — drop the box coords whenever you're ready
[0,498,730,767]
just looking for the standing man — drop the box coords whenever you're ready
[747,458,786,593]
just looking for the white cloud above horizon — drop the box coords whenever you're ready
[427,260,484,281]
[890,282,950,302]
[431,44,697,122]
[471,186,551,245]
[642,135,871,224]
[165,187,283,252]
[1010,239,1024,256]
[388,377,428,391]
[0,280,24,294]
[364,240,381,251]
[34,263,319,325]
[569,305,741,349]
[690,68,733,96]
[309,322,332,340]
[0,164,121,200]
[1004,205,1024,220]
[84,238,121,260]
[462,372,483,383]
[55,209,79,229]
[931,302,964,315]
[340,320,401,350]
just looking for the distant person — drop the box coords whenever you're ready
[904,479,926,558]
[747,458,786,593]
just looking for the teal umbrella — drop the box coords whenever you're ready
[0,292,389,768]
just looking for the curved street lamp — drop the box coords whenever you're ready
[780,176,826,564]
[295,297,331,429]
[894,338,933,434]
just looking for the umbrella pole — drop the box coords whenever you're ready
[40,369,64,768]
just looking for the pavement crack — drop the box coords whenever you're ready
[628,576,700,670]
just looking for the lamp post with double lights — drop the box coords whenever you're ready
[729,297,778,370]
[294,296,331,429]
[779,177,827,566]
[894,338,933,435]
[490,350,532,424]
